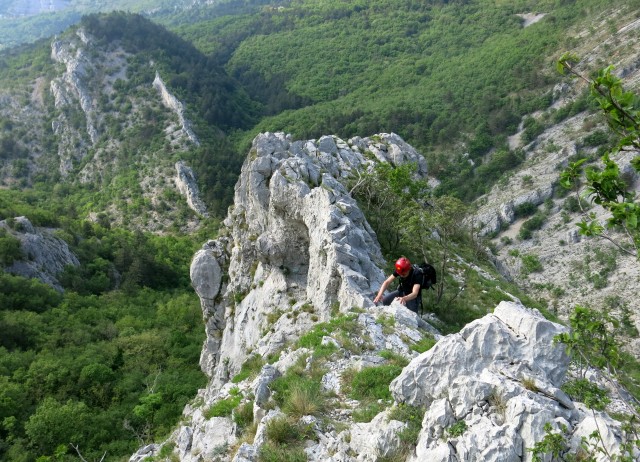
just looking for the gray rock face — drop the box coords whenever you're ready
[188,131,423,383]
[1,216,79,291]
[50,28,98,175]
[391,301,570,407]
[153,72,200,146]
[391,301,627,461]
[175,160,208,217]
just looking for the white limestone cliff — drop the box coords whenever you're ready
[175,160,209,217]
[153,72,200,146]
[50,28,99,175]
[133,132,634,461]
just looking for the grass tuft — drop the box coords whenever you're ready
[204,395,241,419]
[349,365,403,401]
[231,355,265,383]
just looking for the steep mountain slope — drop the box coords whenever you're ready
[474,6,640,352]
[0,12,257,230]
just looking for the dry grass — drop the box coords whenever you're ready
[284,383,322,419]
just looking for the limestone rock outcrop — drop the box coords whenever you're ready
[388,301,629,461]
[1,216,79,291]
[175,160,209,217]
[153,72,200,146]
[189,131,426,384]
[50,28,98,175]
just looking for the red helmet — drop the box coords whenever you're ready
[395,257,411,277]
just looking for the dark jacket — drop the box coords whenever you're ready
[393,267,422,295]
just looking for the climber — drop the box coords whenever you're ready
[373,256,422,314]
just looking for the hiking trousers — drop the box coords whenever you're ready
[381,290,420,314]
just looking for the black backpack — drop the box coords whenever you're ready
[414,263,437,290]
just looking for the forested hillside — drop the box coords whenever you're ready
[173,0,640,202]
[1,0,640,460]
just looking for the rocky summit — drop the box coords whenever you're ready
[131,132,632,462]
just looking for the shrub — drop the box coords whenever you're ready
[521,116,545,143]
[561,379,610,411]
[513,202,537,218]
[446,420,467,437]
[518,214,546,240]
[582,130,609,147]
[0,229,23,265]
[521,254,543,276]
[562,195,586,213]
[528,422,570,461]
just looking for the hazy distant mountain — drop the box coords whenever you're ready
[0,0,205,49]
[0,0,71,17]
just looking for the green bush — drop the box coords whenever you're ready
[446,420,467,437]
[521,116,546,144]
[561,379,610,411]
[518,214,547,240]
[513,202,537,219]
[582,130,609,147]
[563,195,585,213]
[0,229,22,265]
[521,254,543,275]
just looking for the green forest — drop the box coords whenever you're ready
[1,0,640,460]
[0,189,209,461]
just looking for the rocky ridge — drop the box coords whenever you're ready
[50,28,101,175]
[131,132,634,462]
[153,72,200,146]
